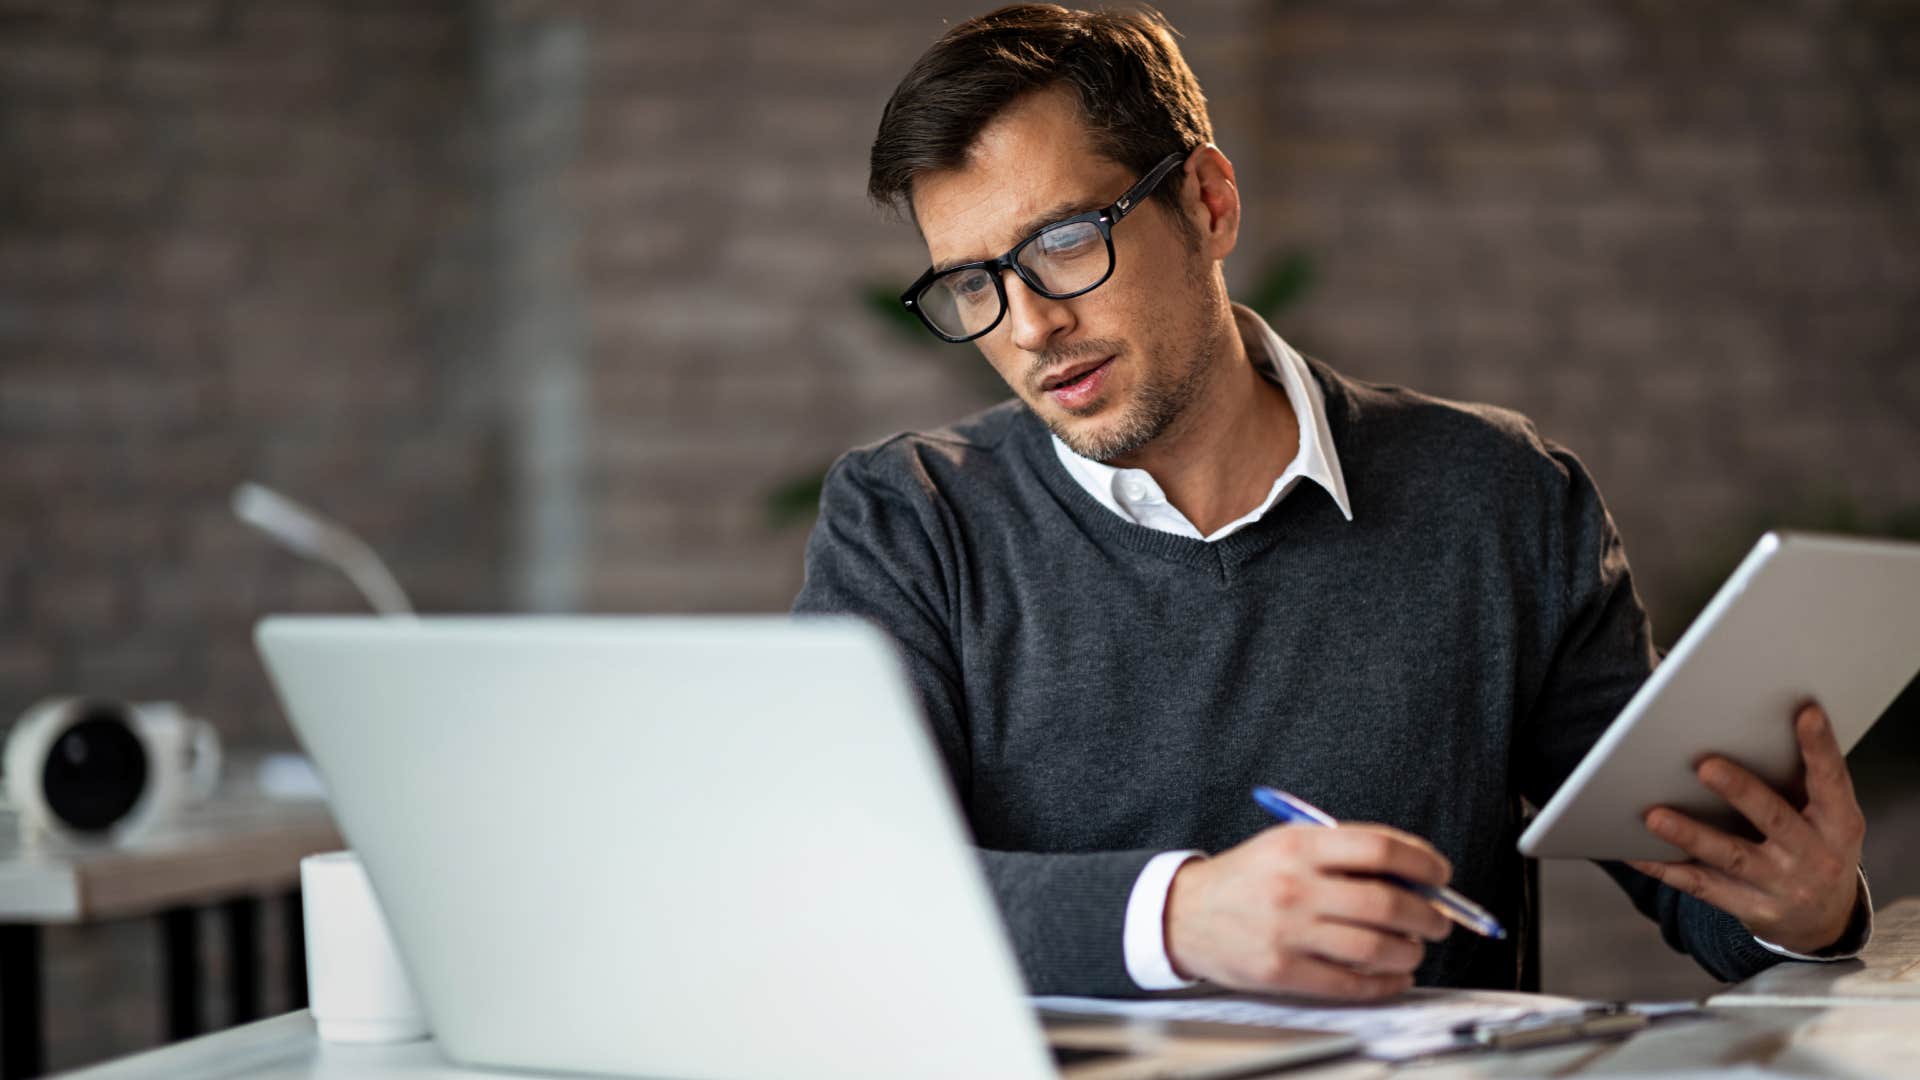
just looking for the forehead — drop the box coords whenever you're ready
[911,88,1131,266]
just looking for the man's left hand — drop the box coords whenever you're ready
[1627,702,1866,955]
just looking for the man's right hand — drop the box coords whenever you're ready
[1163,824,1454,1000]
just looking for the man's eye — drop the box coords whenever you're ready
[948,271,993,301]
[1038,222,1100,257]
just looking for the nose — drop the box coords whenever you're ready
[1001,270,1075,355]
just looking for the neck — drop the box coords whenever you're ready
[1105,314,1301,536]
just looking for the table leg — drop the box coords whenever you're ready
[161,907,201,1041]
[1521,856,1542,993]
[0,923,44,1080]
[284,889,307,1010]
[222,898,260,1025]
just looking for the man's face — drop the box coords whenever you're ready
[911,89,1228,462]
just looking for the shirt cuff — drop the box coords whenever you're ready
[1753,867,1875,962]
[1123,850,1206,990]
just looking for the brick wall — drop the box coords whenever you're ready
[0,0,504,747]
[0,0,499,1069]
[564,0,998,613]
[3,0,1916,1070]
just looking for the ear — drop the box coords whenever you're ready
[1181,144,1240,261]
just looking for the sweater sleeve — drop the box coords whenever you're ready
[1516,443,1787,982]
[792,449,1159,996]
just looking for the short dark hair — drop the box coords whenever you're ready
[868,4,1213,225]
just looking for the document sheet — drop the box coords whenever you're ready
[1033,987,1586,1061]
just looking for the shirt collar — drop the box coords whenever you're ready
[1049,303,1353,528]
[1234,303,1352,522]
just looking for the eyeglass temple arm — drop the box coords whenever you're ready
[1109,149,1193,222]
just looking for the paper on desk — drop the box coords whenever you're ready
[1033,986,1586,1061]
[1582,1060,1820,1068]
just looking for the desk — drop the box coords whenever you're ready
[48,898,1920,1080]
[0,792,341,1079]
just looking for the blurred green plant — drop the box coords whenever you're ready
[1664,494,1920,646]
[764,471,828,530]
[861,283,934,346]
[1245,251,1317,322]
[765,249,1322,530]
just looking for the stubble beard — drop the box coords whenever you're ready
[1045,265,1228,464]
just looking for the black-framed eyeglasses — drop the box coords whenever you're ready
[900,149,1191,343]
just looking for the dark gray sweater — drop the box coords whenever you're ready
[793,357,1786,996]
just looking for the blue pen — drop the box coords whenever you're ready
[1251,785,1507,941]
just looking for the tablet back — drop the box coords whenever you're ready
[1519,531,1920,860]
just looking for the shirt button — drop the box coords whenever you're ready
[1123,480,1148,501]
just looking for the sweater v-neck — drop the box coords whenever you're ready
[1010,359,1356,578]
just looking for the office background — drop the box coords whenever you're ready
[2,0,1916,1070]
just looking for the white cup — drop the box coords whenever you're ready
[301,850,430,1043]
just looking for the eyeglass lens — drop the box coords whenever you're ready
[916,219,1110,340]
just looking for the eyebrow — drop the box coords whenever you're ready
[931,197,1106,274]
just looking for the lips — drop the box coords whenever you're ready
[1042,355,1115,411]
[1039,355,1115,392]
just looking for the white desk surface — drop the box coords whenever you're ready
[0,793,341,923]
[52,900,1920,1080]
[48,1003,1917,1080]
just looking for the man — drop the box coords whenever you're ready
[795,4,1870,999]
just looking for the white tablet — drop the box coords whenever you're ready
[1518,531,1920,861]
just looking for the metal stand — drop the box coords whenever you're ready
[161,907,202,1042]
[0,923,44,1080]
[285,888,308,1010]
[223,898,260,1025]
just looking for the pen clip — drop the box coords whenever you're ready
[1453,1003,1647,1051]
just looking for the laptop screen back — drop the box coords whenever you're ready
[257,615,1055,1080]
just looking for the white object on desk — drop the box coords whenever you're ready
[1035,987,1585,1061]
[256,752,327,802]
[301,850,429,1044]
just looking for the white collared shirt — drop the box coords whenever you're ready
[1050,304,1352,540]
[1052,305,1865,990]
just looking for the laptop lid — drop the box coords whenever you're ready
[257,615,1055,1079]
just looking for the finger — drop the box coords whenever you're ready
[1626,858,1775,925]
[1694,756,1820,852]
[1250,949,1414,1002]
[1644,806,1780,885]
[1796,703,1858,814]
[1302,920,1425,975]
[1297,825,1452,887]
[1313,876,1453,942]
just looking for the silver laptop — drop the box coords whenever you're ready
[256,616,1356,1079]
